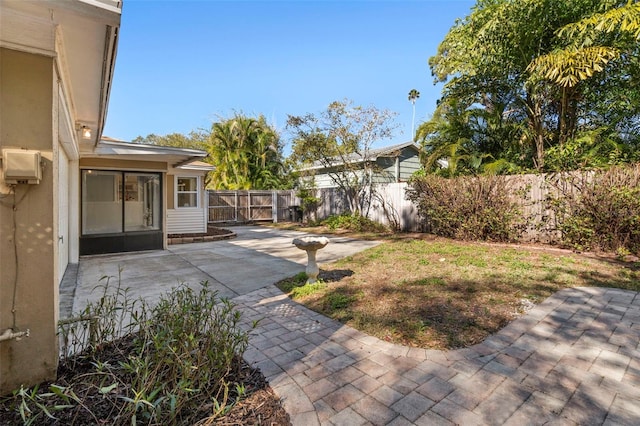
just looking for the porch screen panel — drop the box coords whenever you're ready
[124,173,161,232]
[82,170,123,234]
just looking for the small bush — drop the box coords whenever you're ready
[296,187,321,223]
[547,165,640,253]
[322,213,388,233]
[123,282,251,424]
[406,174,528,242]
[7,281,255,425]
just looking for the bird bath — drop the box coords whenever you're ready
[292,236,330,283]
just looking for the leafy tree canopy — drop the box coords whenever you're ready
[131,131,209,150]
[420,0,640,174]
[287,99,397,214]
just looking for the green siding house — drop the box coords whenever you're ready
[302,142,422,189]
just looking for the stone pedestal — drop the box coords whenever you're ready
[292,236,330,283]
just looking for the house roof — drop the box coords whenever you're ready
[82,138,210,168]
[176,160,215,171]
[300,141,420,171]
[362,141,420,159]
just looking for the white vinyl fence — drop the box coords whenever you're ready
[309,184,420,231]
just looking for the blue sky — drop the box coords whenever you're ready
[103,0,475,152]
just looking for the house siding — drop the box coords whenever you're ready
[314,172,341,189]
[374,157,397,184]
[309,146,421,188]
[166,171,210,234]
[399,152,421,181]
[167,208,206,234]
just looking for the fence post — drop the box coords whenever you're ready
[204,187,209,230]
[234,192,238,222]
[272,191,278,223]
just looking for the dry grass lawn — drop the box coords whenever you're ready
[277,233,640,350]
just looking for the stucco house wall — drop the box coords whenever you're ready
[0,0,214,396]
[0,47,59,393]
[0,0,122,395]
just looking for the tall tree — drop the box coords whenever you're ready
[287,99,397,214]
[425,0,639,172]
[529,1,640,88]
[417,96,522,176]
[408,89,420,139]
[207,114,288,190]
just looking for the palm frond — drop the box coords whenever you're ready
[528,46,620,87]
[559,2,640,40]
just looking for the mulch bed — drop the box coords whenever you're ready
[0,337,290,425]
[168,226,235,244]
[1,224,290,425]
[168,225,233,239]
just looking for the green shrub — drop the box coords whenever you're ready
[296,186,320,222]
[124,282,251,424]
[406,174,528,242]
[13,280,255,425]
[547,165,640,253]
[322,213,387,233]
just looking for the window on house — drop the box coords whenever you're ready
[176,177,198,208]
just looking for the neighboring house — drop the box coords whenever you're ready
[0,0,211,394]
[302,141,421,189]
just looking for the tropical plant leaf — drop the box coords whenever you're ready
[559,2,640,40]
[528,47,620,87]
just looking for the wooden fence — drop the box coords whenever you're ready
[207,172,581,243]
[208,190,299,223]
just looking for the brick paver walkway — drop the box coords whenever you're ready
[233,286,640,425]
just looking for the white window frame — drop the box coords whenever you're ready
[175,176,200,209]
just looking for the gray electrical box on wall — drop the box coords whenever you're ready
[2,149,42,184]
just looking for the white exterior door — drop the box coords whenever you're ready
[58,147,69,282]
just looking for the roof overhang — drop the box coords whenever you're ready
[82,139,209,168]
[0,0,122,148]
[175,161,215,172]
[298,142,421,172]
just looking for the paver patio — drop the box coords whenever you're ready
[234,285,640,425]
[62,226,640,425]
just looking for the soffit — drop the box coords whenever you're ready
[0,0,121,144]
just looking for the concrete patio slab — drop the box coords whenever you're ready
[62,225,380,317]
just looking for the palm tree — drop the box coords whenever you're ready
[208,114,285,190]
[408,89,420,139]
